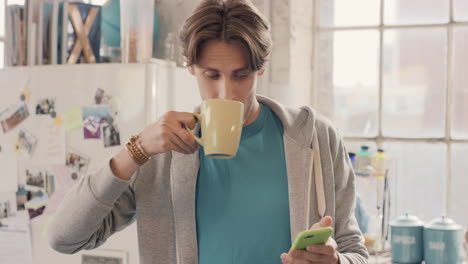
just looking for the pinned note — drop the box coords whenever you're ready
[63,106,83,130]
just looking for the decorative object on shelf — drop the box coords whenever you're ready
[120,0,157,63]
[60,2,102,64]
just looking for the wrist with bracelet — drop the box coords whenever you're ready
[125,134,151,165]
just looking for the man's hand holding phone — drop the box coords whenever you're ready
[280,216,340,264]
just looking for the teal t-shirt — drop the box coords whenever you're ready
[196,103,291,264]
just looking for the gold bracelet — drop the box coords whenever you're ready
[125,134,151,165]
[125,143,142,165]
[134,138,150,160]
[130,135,151,160]
[126,142,147,165]
[131,143,148,163]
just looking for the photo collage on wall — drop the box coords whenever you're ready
[0,85,121,222]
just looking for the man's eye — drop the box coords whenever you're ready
[205,72,219,79]
[235,75,249,79]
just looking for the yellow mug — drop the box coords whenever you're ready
[187,99,244,159]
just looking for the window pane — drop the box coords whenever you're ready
[319,0,380,27]
[0,0,4,37]
[317,30,379,137]
[382,142,447,222]
[0,41,3,69]
[382,28,447,138]
[384,0,449,25]
[452,26,468,139]
[450,144,468,225]
[454,0,468,22]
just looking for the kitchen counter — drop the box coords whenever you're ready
[368,256,467,264]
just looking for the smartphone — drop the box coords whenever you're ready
[290,227,334,250]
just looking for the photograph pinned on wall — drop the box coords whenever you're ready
[35,98,56,115]
[14,129,38,157]
[0,104,30,133]
[23,165,55,196]
[95,88,112,105]
[66,148,89,175]
[16,185,46,210]
[16,184,48,219]
[26,202,47,219]
[82,106,111,139]
[0,192,17,221]
[101,117,120,148]
[82,249,128,264]
[16,185,29,211]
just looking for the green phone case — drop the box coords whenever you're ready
[290,227,334,250]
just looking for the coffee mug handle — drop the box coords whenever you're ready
[185,113,203,146]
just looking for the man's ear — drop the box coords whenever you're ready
[188,65,195,76]
[257,68,266,76]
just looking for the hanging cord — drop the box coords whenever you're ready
[307,130,326,230]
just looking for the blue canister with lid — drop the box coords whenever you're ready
[424,216,463,264]
[390,213,424,263]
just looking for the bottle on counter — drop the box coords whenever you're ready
[348,152,356,170]
[355,145,372,177]
[372,149,388,179]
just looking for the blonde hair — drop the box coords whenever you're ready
[179,0,272,71]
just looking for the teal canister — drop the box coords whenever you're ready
[390,213,424,263]
[424,216,463,264]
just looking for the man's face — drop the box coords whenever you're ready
[189,40,264,120]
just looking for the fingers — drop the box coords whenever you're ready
[282,250,337,264]
[156,124,193,154]
[164,131,192,154]
[140,110,201,156]
[306,243,336,256]
[280,252,309,264]
[163,122,198,152]
[309,216,333,230]
[281,238,338,264]
[159,111,200,154]
[320,216,333,227]
[165,111,199,130]
[159,132,189,154]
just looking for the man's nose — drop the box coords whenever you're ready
[218,80,235,100]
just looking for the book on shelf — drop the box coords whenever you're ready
[5,5,27,67]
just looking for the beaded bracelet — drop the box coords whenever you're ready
[125,134,151,165]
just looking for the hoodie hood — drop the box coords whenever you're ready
[256,95,317,149]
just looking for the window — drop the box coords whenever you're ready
[314,0,468,225]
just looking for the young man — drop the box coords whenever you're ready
[48,0,369,263]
